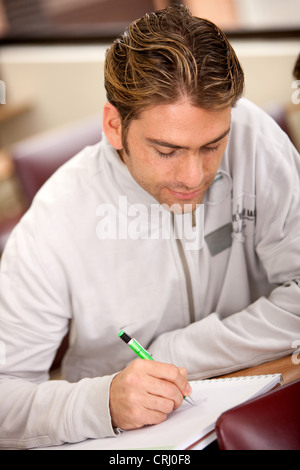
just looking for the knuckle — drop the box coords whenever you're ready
[155,395,174,414]
[123,371,138,389]
[150,412,168,426]
[165,399,175,414]
[179,367,188,378]
[169,364,180,382]
[126,388,138,404]
[130,358,143,371]
[164,382,181,405]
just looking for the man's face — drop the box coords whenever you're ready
[119,99,231,212]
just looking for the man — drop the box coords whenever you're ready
[0,5,299,449]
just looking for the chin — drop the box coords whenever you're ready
[158,199,202,214]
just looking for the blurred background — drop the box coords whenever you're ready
[0,0,299,255]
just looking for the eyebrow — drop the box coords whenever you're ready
[146,127,231,150]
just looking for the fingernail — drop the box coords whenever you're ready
[185,383,192,396]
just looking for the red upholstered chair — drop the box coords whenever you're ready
[12,115,102,204]
[0,115,102,371]
[0,115,102,253]
[215,379,300,450]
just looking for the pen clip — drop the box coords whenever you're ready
[135,339,152,356]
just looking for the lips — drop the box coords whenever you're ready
[167,188,202,200]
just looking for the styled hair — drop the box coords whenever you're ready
[104,5,244,141]
[294,53,300,80]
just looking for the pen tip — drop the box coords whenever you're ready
[185,396,197,406]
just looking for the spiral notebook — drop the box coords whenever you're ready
[43,373,282,450]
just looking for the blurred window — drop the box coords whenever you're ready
[0,0,299,43]
[185,0,300,37]
[0,0,167,42]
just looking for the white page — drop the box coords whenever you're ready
[38,374,282,450]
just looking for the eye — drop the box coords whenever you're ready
[154,148,177,158]
[202,145,220,154]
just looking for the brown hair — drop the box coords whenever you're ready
[294,53,300,80]
[104,5,244,144]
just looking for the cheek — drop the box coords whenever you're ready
[133,147,170,182]
[205,147,227,173]
[126,150,158,187]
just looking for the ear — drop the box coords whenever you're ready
[102,102,123,150]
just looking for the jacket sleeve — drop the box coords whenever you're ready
[149,135,300,380]
[0,214,116,449]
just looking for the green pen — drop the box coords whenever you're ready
[118,330,196,405]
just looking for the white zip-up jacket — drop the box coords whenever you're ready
[0,98,299,449]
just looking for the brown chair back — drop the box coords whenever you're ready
[11,115,102,204]
[216,379,300,450]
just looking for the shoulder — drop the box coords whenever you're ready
[231,98,286,143]
[32,137,112,209]
[227,98,294,169]
[16,137,116,237]
[220,98,299,201]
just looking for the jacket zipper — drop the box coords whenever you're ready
[172,213,196,324]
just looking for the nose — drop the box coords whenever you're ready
[175,153,204,189]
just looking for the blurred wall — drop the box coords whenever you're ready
[0,40,299,148]
[0,45,106,146]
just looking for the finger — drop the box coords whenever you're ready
[138,407,169,427]
[109,361,187,430]
[112,397,168,429]
[179,367,188,378]
[144,375,183,410]
[144,391,177,415]
[140,360,191,397]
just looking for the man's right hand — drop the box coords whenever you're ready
[109,358,192,430]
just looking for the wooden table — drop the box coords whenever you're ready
[220,355,300,385]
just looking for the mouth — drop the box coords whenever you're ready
[167,188,202,200]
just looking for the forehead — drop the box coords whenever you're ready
[130,100,231,146]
